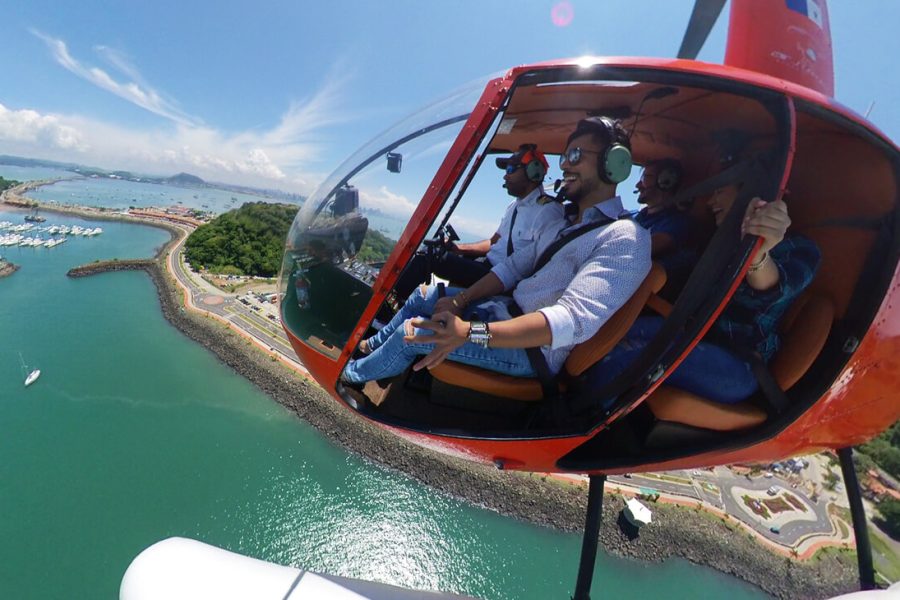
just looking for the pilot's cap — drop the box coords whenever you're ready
[495,144,548,171]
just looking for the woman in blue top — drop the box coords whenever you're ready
[594,183,821,405]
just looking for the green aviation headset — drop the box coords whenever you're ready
[512,144,548,183]
[574,116,633,185]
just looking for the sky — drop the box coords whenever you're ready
[1,1,898,195]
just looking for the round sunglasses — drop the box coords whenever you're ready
[559,147,601,169]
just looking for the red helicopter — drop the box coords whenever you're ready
[278,0,900,594]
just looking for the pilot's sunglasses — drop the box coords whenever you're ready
[505,164,524,175]
[559,147,600,168]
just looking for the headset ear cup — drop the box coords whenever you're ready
[604,145,633,184]
[525,160,545,182]
[656,166,680,191]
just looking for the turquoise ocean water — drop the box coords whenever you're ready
[0,171,769,599]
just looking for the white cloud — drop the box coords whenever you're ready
[3,35,359,193]
[31,30,200,127]
[359,185,417,218]
[0,104,337,192]
[0,104,86,152]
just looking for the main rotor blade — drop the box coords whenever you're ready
[677,0,727,60]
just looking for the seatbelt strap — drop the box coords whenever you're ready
[508,302,558,399]
[533,215,615,273]
[506,206,519,257]
[719,340,790,415]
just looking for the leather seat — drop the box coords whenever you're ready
[429,263,668,401]
[645,292,835,431]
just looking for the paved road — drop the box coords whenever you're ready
[167,229,306,372]
[613,465,836,547]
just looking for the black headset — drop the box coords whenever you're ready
[649,159,683,192]
[570,116,633,185]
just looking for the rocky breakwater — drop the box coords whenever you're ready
[0,258,19,278]
[67,259,156,278]
[1,180,55,207]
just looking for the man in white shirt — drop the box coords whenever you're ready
[342,117,650,388]
[394,144,565,295]
[451,144,563,274]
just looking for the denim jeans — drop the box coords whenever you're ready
[590,316,758,404]
[342,284,536,384]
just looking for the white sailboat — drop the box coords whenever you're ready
[19,353,41,387]
[25,369,41,386]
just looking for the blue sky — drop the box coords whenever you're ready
[0,1,897,194]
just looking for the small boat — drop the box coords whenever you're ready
[24,369,41,387]
[19,353,41,387]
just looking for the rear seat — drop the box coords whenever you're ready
[644,291,834,431]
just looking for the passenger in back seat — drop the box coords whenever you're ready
[340,117,651,387]
[589,178,821,406]
[634,159,697,293]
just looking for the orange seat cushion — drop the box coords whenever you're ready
[645,386,768,431]
[429,361,546,401]
[429,263,667,401]
[770,293,834,390]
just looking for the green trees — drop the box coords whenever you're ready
[0,176,21,191]
[357,229,396,263]
[877,498,900,538]
[184,202,297,277]
[860,421,900,480]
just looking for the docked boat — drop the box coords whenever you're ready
[24,369,41,387]
[623,498,652,528]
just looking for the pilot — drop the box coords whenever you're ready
[589,152,821,405]
[341,117,651,390]
[392,144,565,297]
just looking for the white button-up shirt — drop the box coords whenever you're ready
[491,196,652,374]
[486,188,566,266]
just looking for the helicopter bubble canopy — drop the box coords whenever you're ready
[279,77,492,358]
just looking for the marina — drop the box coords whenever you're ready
[0,220,102,249]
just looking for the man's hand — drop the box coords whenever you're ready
[433,292,465,317]
[742,198,790,256]
[405,311,468,371]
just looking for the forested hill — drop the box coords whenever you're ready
[184,202,297,277]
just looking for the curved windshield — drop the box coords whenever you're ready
[279,76,491,358]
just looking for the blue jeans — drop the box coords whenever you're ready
[342,285,536,384]
[590,316,758,404]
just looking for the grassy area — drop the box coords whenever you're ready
[837,519,850,539]
[643,472,692,485]
[811,545,857,566]
[870,526,900,583]
[700,481,720,494]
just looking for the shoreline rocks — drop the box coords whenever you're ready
[62,215,860,599]
[0,259,19,278]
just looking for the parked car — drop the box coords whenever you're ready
[770,526,781,534]
[767,486,778,496]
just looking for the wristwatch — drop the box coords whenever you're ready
[467,321,492,348]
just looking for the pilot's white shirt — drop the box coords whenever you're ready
[486,187,565,266]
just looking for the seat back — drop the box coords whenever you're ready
[769,292,834,390]
[564,262,667,377]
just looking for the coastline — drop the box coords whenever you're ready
[22,194,857,598]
